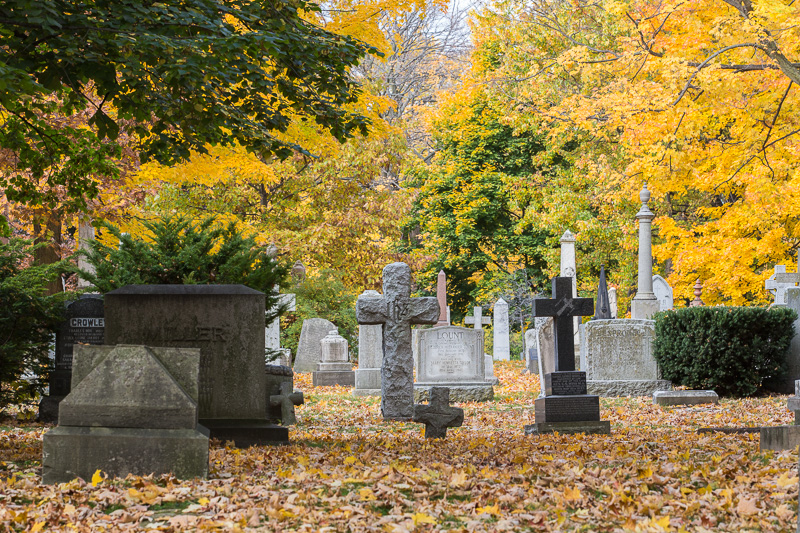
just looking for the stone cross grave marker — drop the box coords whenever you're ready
[766,262,800,306]
[356,262,440,420]
[532,277,594,372]
[412,386,464,439]
[269,381,304,426]
[465,306,491,329]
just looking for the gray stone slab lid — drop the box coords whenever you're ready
[106,284,264,296]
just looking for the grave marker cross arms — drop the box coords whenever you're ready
[532,277,594,372]
[356,262,440,420]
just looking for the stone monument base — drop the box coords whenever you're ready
[43,425,210,484]
[38,396,65,424]
[200,419,288,447]
[353,368,381,396]
[414,383,494,403]
[760,426,800,452]
[588,379,672,397]
[524,420,611,435]
[313,371,355,387]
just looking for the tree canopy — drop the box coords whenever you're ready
[0,0,377,221]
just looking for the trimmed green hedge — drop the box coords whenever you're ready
[653,306,796,397]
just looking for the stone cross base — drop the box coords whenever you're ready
[354,368,381,395]
[43,426,209,484]
[760,426,800,452]
[588,379,672,397]
[199,420,288,447]
[414,383,494,403]
[353,388,381,397]
[524,420,611,435]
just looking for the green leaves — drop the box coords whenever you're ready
[0,0,378,212]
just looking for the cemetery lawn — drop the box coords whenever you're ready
[0,362,797,532]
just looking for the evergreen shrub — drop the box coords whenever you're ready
[0,239,69,413]
[653,306,796,397]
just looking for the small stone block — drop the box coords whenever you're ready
[200,420,288,447]
[312,371,355,387]
[535,395,600,423]
[545,371,587,396]
[788,397,800,412]
[524,420,611,435]
[42,426,209,484]
[653,390,719,406]
[760,425,800,451]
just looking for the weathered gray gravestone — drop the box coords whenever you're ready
[652,275,674,311]
[104,285,287,446]
[356,262,439,420]
[313,329,355,387]
[269,382,304,426]
[42,345,209,483]
[413,387,464,439]
[294,318,337,373]
[39,295,105,423]
[354,290,384,396]
[525,277,610,435]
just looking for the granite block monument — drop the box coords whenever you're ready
[104,284,288,446]
[42,345,209,483]
[525,277,610,435]
[356,262,439,420]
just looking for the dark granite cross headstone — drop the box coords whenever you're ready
[532,277,593,372]
[413,387,464,439]
[356,262,439,420]
[269,381,304,426]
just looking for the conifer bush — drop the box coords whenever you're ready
[0,239,68,413]
[653,306,796,397]
[80,214,289,324]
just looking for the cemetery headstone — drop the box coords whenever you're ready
[652,275,673,311]
[269,382,304,426]
[580,319,672,396]
[42,344,209,483]
[493,298,511,361]
[436,270,450,326]
[608,287,618,319]
[523,328,539,374]
[265,363,293,408]
[294,318,337,372]
[313,329,355,387]
[415,326,494,402]
[560,231,581,353]
[39,295,105,423]
[104,284,287,446]
[354,290,384,396]
[525,277,610,435]
[291,260,306,284]
[631,185,659,319]
[356,262,439,420]
[484,354,499,384]
[535,317,555,391]
[412,386,464,439]
[76,219,95,289]
[766,263,800,306]
[465,306,499,384]
[768,288,800,393]
[266,292,295,365]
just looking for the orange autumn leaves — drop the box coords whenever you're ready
[0,361,798,531]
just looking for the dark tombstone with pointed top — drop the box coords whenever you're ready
[593,266,613,320]
[413,387,464,439]
[525,277,611,435]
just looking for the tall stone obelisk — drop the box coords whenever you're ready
[631,185,660,319]
[436,270,449,326]
[560,230,580,354]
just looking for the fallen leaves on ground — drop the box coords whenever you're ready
[0,361,797,531]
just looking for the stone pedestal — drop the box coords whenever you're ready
[580,319,672,396]
[524,370,610,435]
[354,290,383,396]
[104,284,288,446]
[312,330,355,387]
[42,345,210,483]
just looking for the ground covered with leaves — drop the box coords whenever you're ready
[0,362,797,532]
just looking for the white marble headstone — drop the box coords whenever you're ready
[652,275,673,311]
[492,298,510,361]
